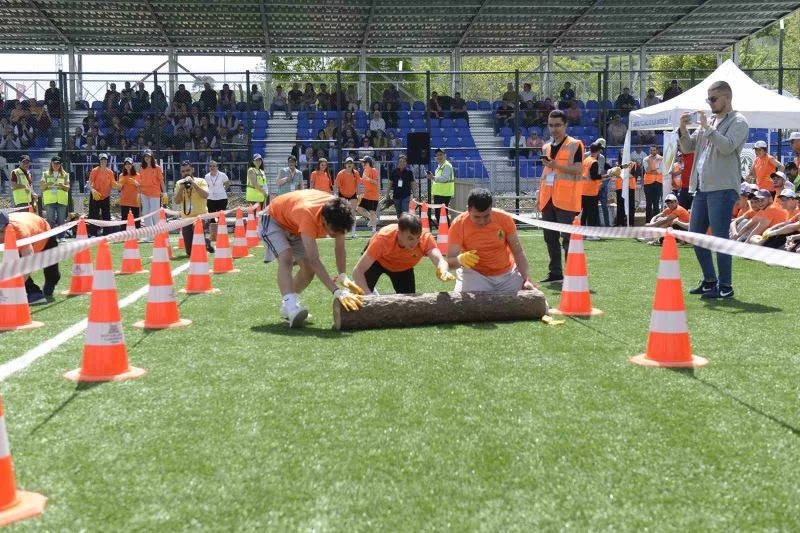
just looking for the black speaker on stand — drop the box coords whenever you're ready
[407,132,431,206]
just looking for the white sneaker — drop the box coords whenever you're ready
[281,306,314,324]
[281,303,308,328]
[585,235,601,241]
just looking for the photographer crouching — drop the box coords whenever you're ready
[173,160,214,256]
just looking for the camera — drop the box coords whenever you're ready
[183,178,193,190]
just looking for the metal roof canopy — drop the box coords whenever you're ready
[2,0,799,56]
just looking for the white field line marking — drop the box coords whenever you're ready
[0,262,191,382]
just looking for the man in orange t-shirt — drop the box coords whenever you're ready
[732,189,787,243]
[352,213,452,294]
[356,156,380,235]
[645,193,690,231]
[87,153,115,236]
[754,188,800,248]
[446,188,536,292]
[0,211,61,304]
[334,157,361,237]
[259,189,363,327]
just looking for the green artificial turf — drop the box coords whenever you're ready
[1,231,799,531]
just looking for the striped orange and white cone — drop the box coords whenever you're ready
[0,396,47,526]
[410,198,417,213]
[61,218,93,296]
[549,218,603,317]
[246,204,260,248]
[64,240,146,382]
[179,219,220,294]
[0,226,44,331]
[115,211,148,275]
[212,212,239,274]
[177,231,185,255]
[133,233,191,329]
[630,230,708,367]
[436,205,449,253]
[232,207,251,259]
[420,202,430,233]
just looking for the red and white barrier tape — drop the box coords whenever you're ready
[0,206,31,214]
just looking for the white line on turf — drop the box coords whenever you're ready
[0,261,191,382]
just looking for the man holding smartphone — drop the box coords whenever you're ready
[538,110,585,284]
[426,148,454,229]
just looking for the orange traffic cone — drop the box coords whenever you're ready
[549,218,603,317]
[212,212,239,274]
[64,240,146,382]
[133,233,191,329]
[115,212,148,275]
[0,226,44,331]
[232,207,251,259]
[179,219,220,294]
[246,204,260,248]
[410,198,417,213]
[630,231,708,367]
[0,396,47,526]
[61,218,93,296]
[436,205,449,253]
[420,202,430,232]
[27,204,33,214]
[158,209,174,260]
[177,231,185,255]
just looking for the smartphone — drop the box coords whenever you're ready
[687,111,699,124]
[540,155,552,162]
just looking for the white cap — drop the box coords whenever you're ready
[779,188,797,199]
[789,131,800,141]
[594,137,606,148]
[665,193,678,202]
[771,171,787,181]
[753,140,767,149]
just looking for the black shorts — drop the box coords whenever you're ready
[339,192,357,200]
[358,198,378,211]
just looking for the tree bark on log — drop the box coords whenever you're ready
[333,290,550,331]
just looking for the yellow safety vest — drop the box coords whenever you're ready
[431,160,455,197]
[246,167,266,202]
[42,170,70,205]
[11,168,33,205]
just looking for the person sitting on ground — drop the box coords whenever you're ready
[733,182,757,218]
[351,213,453,295]
[259,189,364,328]
[731,189,787,243]
[641,193,690,245]
[751,189,800,248]
[446,188,536,293]
[769,171,791,206]
[0,210,60,304]
[785,162,799,191]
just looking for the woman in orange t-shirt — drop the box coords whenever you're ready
[334,157,360,236]
[138,150,167,231]
[310,158,332,193]
[117,157,141,228]
[88,154,115,236]
[356,156,380,234]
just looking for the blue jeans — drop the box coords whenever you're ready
[688,189,738,286]
[393,196,410,218]
[598,182,610,226]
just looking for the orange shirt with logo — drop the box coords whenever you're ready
[310,170,332,193]
[360,167,379,200]
[366,224,436,272]
[334,169,360,198]
[449,209,517,277]
[139,165,165,198]
[269,189,332,238]
[755,203,788,228]
[661,205,690,223]
[117,172,141,207]
[7,212,50,253]
[753,155,778,192]
[89,166,115,200]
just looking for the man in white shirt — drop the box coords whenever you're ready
[204,160,230,213]
[369,111,386,134]
[520,83,535,103]
[270,85,291,119]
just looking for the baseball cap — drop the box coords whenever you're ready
[753,140,767,149]
[0,212,8,231]
[788,131,800,142]
[595,137,606,148]
[665,193,678,202]
[771,171,787,180]
[19,155,30,163]
[98,153,109,160]
[252,153,262,161]
[779,188,797,198]
[50,155,62,163]
[754,189,772,200]
[124,157,134,164]
[143,148,153,156]
[345,156,355,163]
[740,182,755,194]
[360,155,374,165]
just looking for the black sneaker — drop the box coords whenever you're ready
[689,280,716,295]
[206,243,215,254]
[539,274,564,284]
[702,284,734,299]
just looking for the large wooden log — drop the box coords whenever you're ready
[333,290,550,331]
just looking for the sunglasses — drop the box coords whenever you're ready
[706,96,719,104]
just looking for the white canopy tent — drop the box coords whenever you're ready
[620,59,800,224]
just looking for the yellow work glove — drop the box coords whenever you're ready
[161,193,170,206]
[334,288,363,311]
[762,230,771,239]
[436,266,455,281]
[91,190,101,201]
[457,250,480,269]
[338,273,365,295]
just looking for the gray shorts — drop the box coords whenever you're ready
[259,214,307,263]
[454,266,523,292]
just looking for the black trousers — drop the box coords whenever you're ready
[678,187,693,210]
[580,194,600,227]
[430,195,451,229]
[88,196,111,236]
[644,183,661,223]
[614,189,627,226]
[120,205,140,228]
[181,222,212,256]
[365,261,415,294]
[25,236,60,296]
[540,199,576,277]
[206,198,228,213]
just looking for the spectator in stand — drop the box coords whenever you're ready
[200,82,218,113]
[151,85,167,113]
[218,83,235,111]
[373,129,389,162]
[508,129,526,159]
[450,92,469,123]
[133,82,150,113]
[429,92,443,119]
[566,100,581,125]
[219,109,240,132]
[117,157,141,227]
[0,125,22,155]
[317,83,330,111]
[520,100,537,129]
[520,83,535,104]
[88,153,115,236]
[342,111,356,131]
[383,84,400,107]
[536,98,555,126]
[606,115,627,145]
[643,88,660,107]
[501,83,518,104]
[559,81,576,109]
[383,101,398,128]
[387,154,417,217]
[310,158,332,193]
[494,100,515,134]
[357,137,375,161]
[301,83,316,111]
[341,126,359,148]
[283,82,301,114]
[140,115,157,144]
[250,84,264,111]
[526,130,544,155]
[171,125,189,151]
[637,129,656,146]
[369,110,386,135]
[663,80,683,101]
[388,131,401,150]
[323,119,338,140]
[82,109,97,132]
[329,86,343,111]
[747,140,783,194]
[313,129,331,157]
[789,131,800,169]
[44,80,61,118]
[120,81,134,107]
[345,84,359,111]
[36,107,52,136]
[173,83,192,109]
[299,147,315,185]
[614,87,638,116]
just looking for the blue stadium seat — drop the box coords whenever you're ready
[478,100,491,111]
[399,101,411,111]
[454,118,468,129]
[91,101,103,111]
[492,100,502,109]
[466,101,478,111]
[326,111,338,121]
[410,110,424,120]
[499,127,513,137]
[236,102,248,112]
[412,101,425,111]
